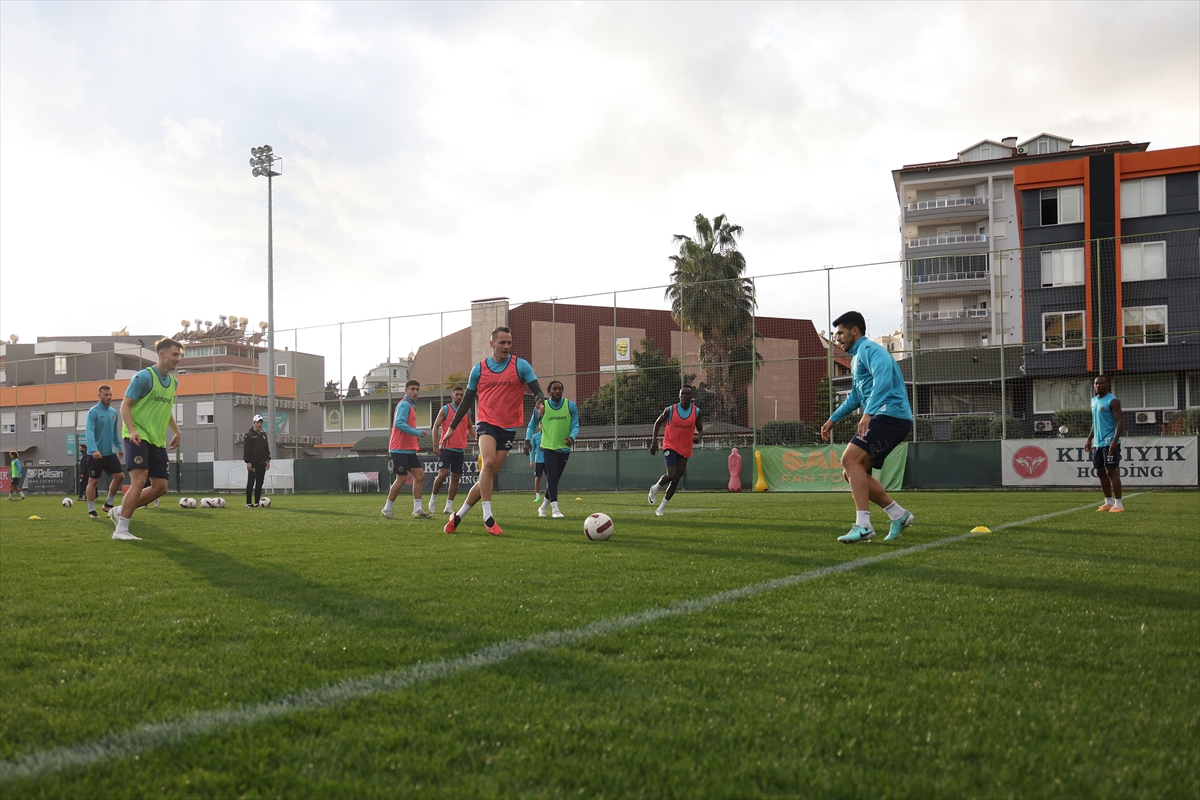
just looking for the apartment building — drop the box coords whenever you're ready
[893,134,1149,351]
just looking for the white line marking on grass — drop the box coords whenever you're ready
[0,495,1141,784]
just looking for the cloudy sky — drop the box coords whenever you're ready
[2,1,1197,382]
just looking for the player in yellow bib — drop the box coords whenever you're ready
[111,338,183,541]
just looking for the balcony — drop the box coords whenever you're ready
[907,233,987,248]
[912,308,992,333]
[903,196,989,225]
[905,196,988,212]
[910,270,991,296]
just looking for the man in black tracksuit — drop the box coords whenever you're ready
[77,444,90,500]
[243,414,272,507]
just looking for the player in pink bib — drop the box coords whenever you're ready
[441,326,543,536]
[648,385,704,516]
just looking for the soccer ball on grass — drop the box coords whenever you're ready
[583,513,614,541]
[180,497,197,508]
[62,498,73,507]
[213,497,226,508]
[259,496,272,508]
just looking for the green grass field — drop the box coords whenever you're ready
[1,489,1197,798]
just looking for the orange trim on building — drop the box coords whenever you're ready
[1013,159,1087,191]
[1117,145,1200,179]
[0,373,295,407]
[1114,152,1124,371]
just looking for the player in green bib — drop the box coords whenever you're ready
[112,338,183,541]
[525,380,579,519]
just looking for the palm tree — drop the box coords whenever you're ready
[665,213,759,424]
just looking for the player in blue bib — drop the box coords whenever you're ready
[1085,375,1125,512]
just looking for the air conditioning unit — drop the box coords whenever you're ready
[1016,146,1028,155]
[1163,410,1178,422]
[1135,411,1157,424]
[1034,420,1054,433]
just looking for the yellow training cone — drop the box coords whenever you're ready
[575,497,582,501]
[970,526,991,533]
[28,515,41,520]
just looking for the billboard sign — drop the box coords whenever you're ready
[1002,437,1197,487]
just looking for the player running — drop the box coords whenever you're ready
[527,380,579,519]
[648,385,703,517]
[84,385,126,518]
[382,380,431,519]
[527,422,544,503]
[1085,375,1125,512]
[820,311,914,544]
[442,326,544,536]
[430,386,475,515]
[7,451,26,500]
[111,338,183,541]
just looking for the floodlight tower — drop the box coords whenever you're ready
[250,145,282,456]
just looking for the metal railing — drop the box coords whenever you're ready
[907,234,988,248]
[911,270,990,285]
[914,309,991,321]
[906,196,988,212]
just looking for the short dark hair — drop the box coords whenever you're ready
[155,337,183,353]
[491,326,511,340]
[452,385,464,393]
[680,384,694,392]
[98,384,111,392]
[548,380,564,392]
[405,379,420,389]
[832,311,866,336]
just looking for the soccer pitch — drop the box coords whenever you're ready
[1,490,1197,797]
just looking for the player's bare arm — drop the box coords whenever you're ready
[431,406,447,454]
[1109,398,1123,453]
[528,379,545,414]
[693,407,704,443]
[120,397,141,445]
[442,387,478,446]
[168,415,181,450]
[649,406,670,455]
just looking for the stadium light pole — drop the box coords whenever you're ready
[250,145,282,458]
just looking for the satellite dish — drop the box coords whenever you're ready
[219,316,228,325]
[181,320,191,329]
[204,321,212,328]
[7,334,17,344]
[194,318,203,327]
[239,317,249,327]
[259,321,269,331]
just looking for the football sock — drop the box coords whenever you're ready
[413,499,423,513]
[457,500,474,518]
[540,500,549,511]
[482,501,493,520]
[856,510,872,529]
[87,501,96,513]
[657,498,668,512]
[534,492,541,501]
[883,501,907,521]
[1113,498,1124,509]
[116,515,131,533]
[429,493,438,509]
[551,501,560,512]
[106,494,115,506]
[1101,496,1113,506]
[383,499,394,512]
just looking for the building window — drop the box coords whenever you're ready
[325,405,362,431]
[1043,311,1085,350]
[196,452,215,463]
[54,356,68,375]
[1120,176,1166,218]
[367,402,390,430]
[196,401,215,425]
[1033,378,1092,413]
[276,363,288,377]
[30,413,46,432]
[1040,186,1083,226]
[1187,372,1200,407]
[993,181,1006,201]
[77,410,89,429]
[1121,241,1166,282]
[1,413,15,434]
[1040,249,1085,287]
[175,403,184,424]
[1111,374,1176,411]
[1123,306,1167,346]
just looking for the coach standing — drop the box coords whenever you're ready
[243,414,271,508]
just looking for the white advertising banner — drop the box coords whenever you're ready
[213,459,295,492]
[1002,437,1197,487]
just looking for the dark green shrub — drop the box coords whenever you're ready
[951,415,993,441]
[1053,408,1092,438]
[906,417,934,442]
[1183,407,1200,435]
[989,416,1022,439]
[761,420,808,446]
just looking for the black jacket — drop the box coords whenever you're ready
[244,427,271,463]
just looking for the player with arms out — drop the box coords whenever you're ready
[112,338,183,541]
[820,311,915,544]
[429,386,475,516]
[648,385,703,517]
[442,326,543,536]
[1085,374,1125,512]
[527,380,579,519]
[85,384,126,518]
[382,380,431,519]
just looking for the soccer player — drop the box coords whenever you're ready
[76,444,89,500]
[111,338,183,541]
[527,380,579,519]
[382,380,431,519]
[1085,375,1124,512]
[819,311,914,544]
[648,385,703,517]
[85,384,125,518]
[527,422,544,503]
[243,414,272,508]
[430,386,474,515]
[442,326,544,536]
[7,451,26,500]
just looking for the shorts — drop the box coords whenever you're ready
[663,448,690,468]
[389,451,423,480]
[848,415,913,472]
[123,438,170,480]
[88,454,123,479]
[534,461,545,477]
[475,421,516,452]
[1092,444,1122,471]
[437,449,465,475]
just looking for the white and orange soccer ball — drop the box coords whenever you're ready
[583,513,613,541]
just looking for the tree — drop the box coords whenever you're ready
[346,376,360,398]
[665,213,760,425]
[324,380,341,400]
[578,338,694,427]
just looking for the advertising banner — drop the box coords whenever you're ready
[756,444,906,492]
[21,466,75,494]
[1002,437,1197,487]
[212,459,296,492]
[1,467,10,494]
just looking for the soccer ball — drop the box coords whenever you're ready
[200,498,213,508]
[213,497,226,508]
[62,498,73,507]
[179,498,191,508]
[259,496,272,508]
[583,512,614,541]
